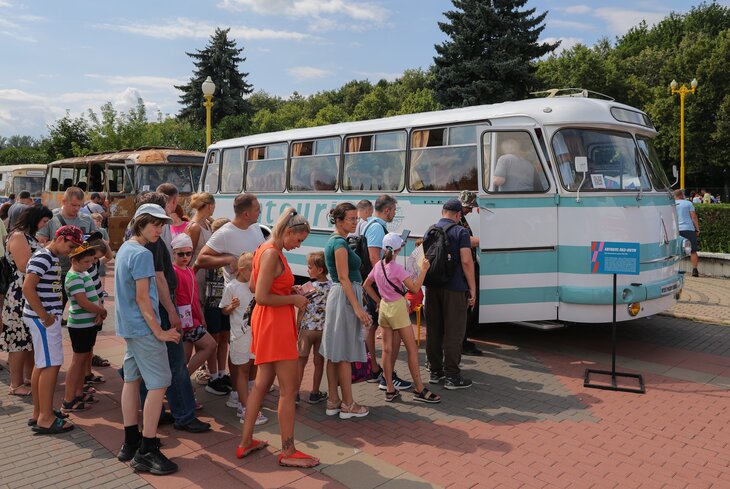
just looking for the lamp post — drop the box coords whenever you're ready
[670,78,698,190]
[202,76,216,148]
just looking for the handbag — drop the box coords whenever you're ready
[351,348,372,384]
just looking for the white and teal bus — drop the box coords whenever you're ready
[0,164,46,203]
[201,93,687,325]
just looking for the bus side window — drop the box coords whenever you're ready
[484,131,549,193]
[289,139,339,192]
[246,144,285,192]
[409,126,478,192]
[221,148,244,193]
[343,132,405,192]
[48,166,60,191]
[89,164,105,192]
[202,150,219,193]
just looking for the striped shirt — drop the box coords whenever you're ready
[65,270,101,328]
[88,261,103,304]
[22,248,62,318]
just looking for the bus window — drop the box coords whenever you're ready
[246,143,286,192]
[89,164,105,192]
[221,148,244,193]
[47,166,60,191]
[343,131,405,192]
[107,166,132,194]
[289,138,339,191]
[135,165,195,193]
[74,165,88,192]
[202,150,219,193]
[59,167,74,191]
[552,129,651,191]
[483,131,550,193]
[409,125,478,191]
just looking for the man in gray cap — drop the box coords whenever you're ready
[458,191,482,356]
[423,199,476,390]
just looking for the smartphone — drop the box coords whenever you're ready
[400,229,411,243]
[299,281,315,297]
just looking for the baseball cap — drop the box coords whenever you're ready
[55,225,84,246]
[69,241,100,258]
[459,190,477,208]
[171,233,193,250]
[382,232,404,251]
[133,203,171,222]
[442,199,463,213]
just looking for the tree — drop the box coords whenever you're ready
[176,28,254,127]
[43,112,91,159]
[87,98,148,152]
[432,0,558,108]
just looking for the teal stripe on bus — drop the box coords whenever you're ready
[479,287,558,305]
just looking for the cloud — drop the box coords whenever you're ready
[562,5,592,15]
[84,74,184,91]
[594,8,667,34]
[354,71,400,82]
[219,0,388,22]
[287,66,332,80]
[549,19,593,31]
[0,1,11,7]
[541,37,584,54]
[95,17,311,41]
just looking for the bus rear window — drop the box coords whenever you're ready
[409,125,478,191]
[342,132,405,192]
[246,143,286,192]
[289,138,339,191]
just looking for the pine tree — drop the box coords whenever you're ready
[176,28,253,127]
[432,0,558,108]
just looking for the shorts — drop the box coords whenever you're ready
[680,230,698,253]
[182,324,207,343]
[122,333,172,390]
[24,315,63,368]
[68,326,99,353]
[378,297,412,330]
[229,330,254,365]
[298,329,323,358]
[205,306,230,334]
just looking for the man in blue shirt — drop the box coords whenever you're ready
[425,199,476,390]
[674,189,701,277]
[364,194,412,391]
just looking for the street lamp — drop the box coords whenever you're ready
[670,78,698,190]
[202,76,216,148]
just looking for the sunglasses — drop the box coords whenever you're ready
[175,251,193,257]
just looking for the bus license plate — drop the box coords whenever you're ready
[661,282,680,295]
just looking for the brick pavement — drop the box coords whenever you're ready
[2,274,730,488]
[663,276,730,326]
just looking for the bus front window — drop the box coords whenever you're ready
[552,128,652,191]
[636,136,671,191]
[135,166,195,193]
[13,176,45,198]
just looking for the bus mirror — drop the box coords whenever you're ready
[574,156,588,173]
[672,165,678,178]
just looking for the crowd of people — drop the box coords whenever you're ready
[0,185,483,476]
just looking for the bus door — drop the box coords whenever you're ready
[105,164,134,250]
[478,128,558,323]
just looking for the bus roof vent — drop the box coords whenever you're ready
[530,88,614,101]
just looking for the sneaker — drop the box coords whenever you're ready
[130,447,178,476]
[220,374,232,388]
[308,391,328,404]
[117,440,140,462]
[226,392,239,408]
[444,376,473,390]
[158,411,175,425]
[238,407,268,425]
[378,372,413,391]
[366,367,383,383]
[692,268,699,277]
[174,418,211,433]
[429,371,445,384]
[296,393,300,405]
[205,378,230,396]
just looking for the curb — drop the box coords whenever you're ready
[659,311,730,326]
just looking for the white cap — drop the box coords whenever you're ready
[171,233,193,250]
[382,232,404,251]
[133,203,171,222]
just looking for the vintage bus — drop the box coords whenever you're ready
[0,164,46,203]
[43,147,204,250]
[201,93,687,326]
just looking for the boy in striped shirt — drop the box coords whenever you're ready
[62,241,108,413]
[23,225,82,434]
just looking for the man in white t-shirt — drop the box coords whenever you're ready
[196,194,266,283]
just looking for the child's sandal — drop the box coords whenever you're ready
[385,390,401,403]
[413,388,441,404]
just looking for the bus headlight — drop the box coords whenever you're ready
[681,238,692,257]
[627,302,641,316]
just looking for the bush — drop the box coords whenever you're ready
[696,204,730,253]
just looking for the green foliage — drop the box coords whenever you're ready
[432,0,558,108]
[176,28,254,128]
[44,111,92,159]
[0,146,48,165]
[87,99,148,152]
[695,204,730,253]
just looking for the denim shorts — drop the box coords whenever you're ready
[122,333,172,390]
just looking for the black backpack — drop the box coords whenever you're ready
[422,222,459,288]
[346,220,387,279]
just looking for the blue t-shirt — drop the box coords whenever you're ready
[364,217,388,258]
[114,240,160,338]
[675,199,696,232]
[435,217,472,292]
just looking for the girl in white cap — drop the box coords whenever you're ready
[171,233,216,377]
[363,233,440,404]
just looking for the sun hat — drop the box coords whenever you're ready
[171,233,193,250]
[55,225,84,246]
[133,203,171,222]
[382,232,404,251]
[69,241,100,258]
[459,190,477,208]
[442,199,463,213]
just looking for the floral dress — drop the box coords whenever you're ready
[0,233,40,352]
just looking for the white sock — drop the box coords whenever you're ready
[211,372,220,380]
[218,370,226,377]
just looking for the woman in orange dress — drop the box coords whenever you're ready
[236,207,319,468]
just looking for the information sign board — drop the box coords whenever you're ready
[590,241,640,275]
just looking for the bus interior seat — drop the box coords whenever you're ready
[108,181,118,193]
[50,178,59,191]
[62,179,73,190]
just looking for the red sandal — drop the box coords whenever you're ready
[278,450,320,468]
[235,438,268,459]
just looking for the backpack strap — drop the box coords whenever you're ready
[380,259,405,297]
[362,219,388,238]
[56,214,67,227]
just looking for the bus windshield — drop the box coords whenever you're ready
[134,165,197,193]
[552,128,651,191]
[13,176,45,198]
[636,136,671,191]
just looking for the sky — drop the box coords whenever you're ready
[0,0,727,138]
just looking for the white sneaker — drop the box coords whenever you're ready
[238,407,268,425]
[226,392,239,408]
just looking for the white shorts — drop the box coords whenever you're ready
[229,330,254,366]
[24,315,63,368]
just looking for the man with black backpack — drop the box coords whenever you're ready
[423,199,476,390]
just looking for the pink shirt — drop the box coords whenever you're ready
[367,260,410,302]
[173,264,204,327]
